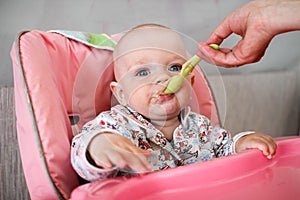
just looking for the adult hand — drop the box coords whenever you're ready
[197,0,300,67]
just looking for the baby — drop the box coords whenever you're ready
[71,24,277,181]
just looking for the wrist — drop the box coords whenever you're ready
[265,1,300,35]
[232,131,255,153]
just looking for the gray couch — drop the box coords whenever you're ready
[209,67,300,137]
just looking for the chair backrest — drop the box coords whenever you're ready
[11,30,219,199]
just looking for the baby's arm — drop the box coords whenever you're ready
[71,128,120,181]
[88,133,151,173]
[234,132,277,159]
[71,112,152,181]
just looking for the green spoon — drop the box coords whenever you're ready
[163,44,219,94]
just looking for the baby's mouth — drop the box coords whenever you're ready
[151,92,175,104]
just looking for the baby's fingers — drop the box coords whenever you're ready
[106,151,129,169]
[92,152,115,169]
[266,140,277,159]
[236,132,277,159]
[253,138,277,159]
[259,135,277,158]
[123,148,152,173]
[92,149,151,173]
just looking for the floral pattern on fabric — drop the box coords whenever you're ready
[71,105,235,181]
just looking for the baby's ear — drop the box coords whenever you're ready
[110,82,127,105]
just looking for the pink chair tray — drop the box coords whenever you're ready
[70,136,300,200]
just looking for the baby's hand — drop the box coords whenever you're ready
[235,132,277,159]
[88,133,152,173]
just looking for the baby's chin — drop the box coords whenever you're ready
[148,101,182,120]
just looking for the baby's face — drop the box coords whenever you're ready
[112,27,193,121]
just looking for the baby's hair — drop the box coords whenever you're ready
[113,24,170,61]
[132,23,170,30]
[117,23,170,45]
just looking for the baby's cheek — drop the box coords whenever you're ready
[128,91,150,108]
[183,82,193,98]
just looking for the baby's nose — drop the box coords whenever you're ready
[155,74,170,84]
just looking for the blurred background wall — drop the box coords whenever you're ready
[3,0,299,134]
[1,0,300,86]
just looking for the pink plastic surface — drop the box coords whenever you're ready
[11,30,220,199]
[70,136,300,200]
[12,30,81,199]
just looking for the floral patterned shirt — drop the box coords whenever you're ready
[71,105,250,182]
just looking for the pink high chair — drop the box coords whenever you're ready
[11,30,300,200]
[10,29,219,199]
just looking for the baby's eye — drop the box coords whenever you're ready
[168,64,182,72]
[136,69,150,76]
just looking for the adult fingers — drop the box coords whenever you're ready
[206,13,235,45]
[197,42,242,67]
[198,38,267,68]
